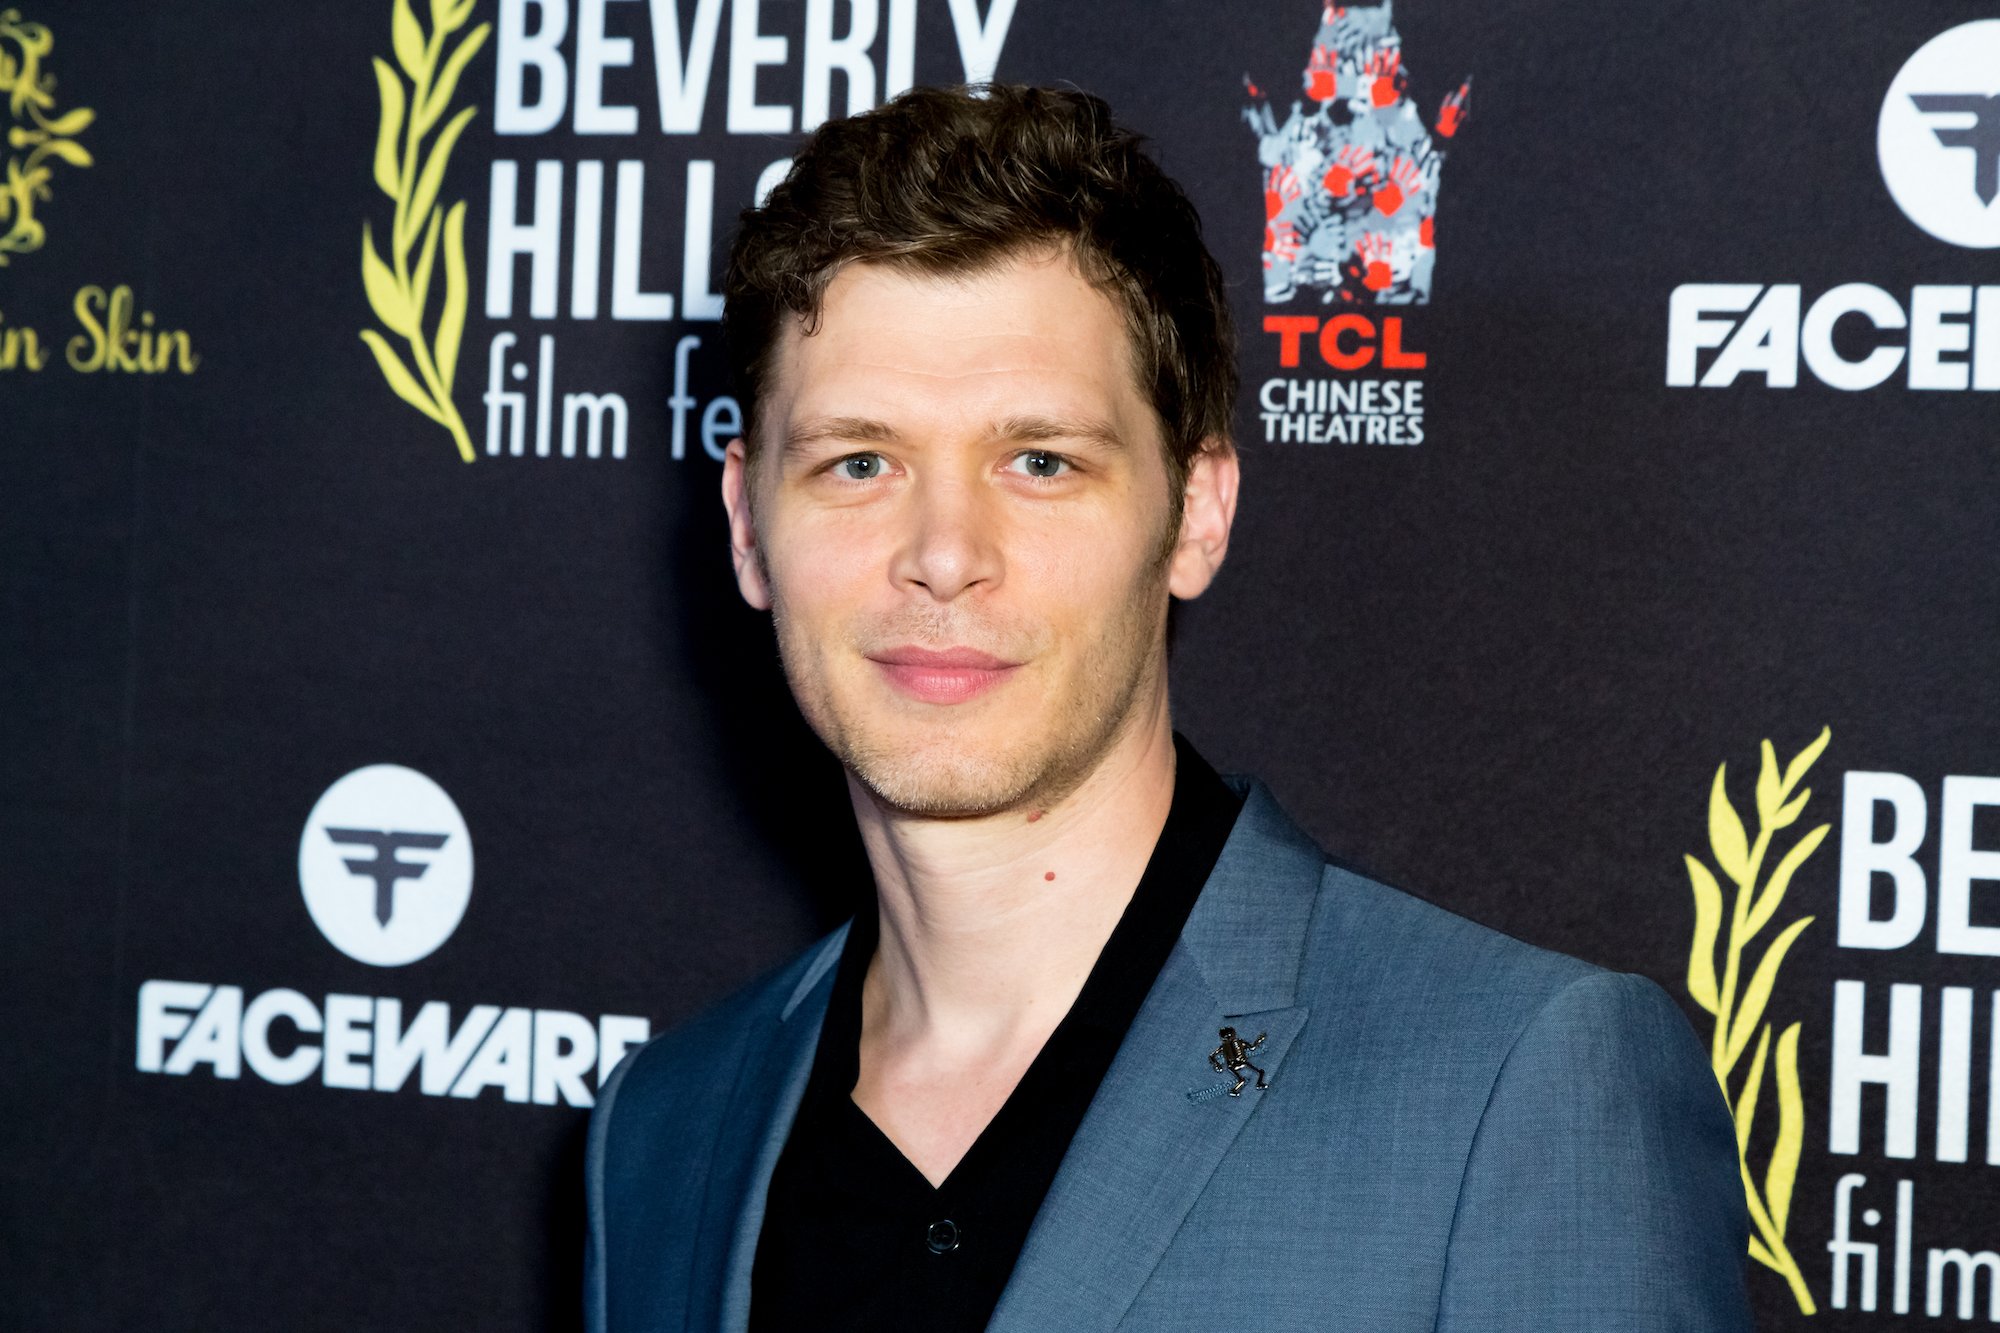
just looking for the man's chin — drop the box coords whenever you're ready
[842,740,1046,819]
[803,649,1160,820]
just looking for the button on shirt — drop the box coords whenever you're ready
[748,737,1245,1332]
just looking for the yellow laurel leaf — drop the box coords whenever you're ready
[430,0,476,31]
[418,23,489,137]
[37,138,91,168]
[392,0,427,80]
[1768,1022,1805,1235]
[1745,823,1829,941]
[1781,726,1831,800]
[1709,764,1751,888]
[359,329,445,424]
[411,206,442,329]
[37,106,93,135]
[437,200,469,394]
[1685,734,1827,1317]
[371,57,405,199]
[1725,916,1814,1073]
[361,222,414,336]
[359,0,479,457]
[1733,1024,1771,1154]
[1772,788,1810,830]
[1756,740,1781,823]
[1685,855,1723,1015]
[404,104,474,253]
[1740,1157,1777,1238]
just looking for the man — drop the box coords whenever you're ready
[586,85,1750,1332]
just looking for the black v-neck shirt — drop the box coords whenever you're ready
[747,737,1243,1332]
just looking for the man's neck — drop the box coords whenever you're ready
[845,704,1179,1063]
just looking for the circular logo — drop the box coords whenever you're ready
[298,764,473,966]
[1878,20,2000,249]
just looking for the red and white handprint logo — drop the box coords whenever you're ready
[1355,233,1396,292]
[1322,143,1375,199]
[1243,1,1473,305]
[1363,48,1404,108]
[1436,80,1471,138]
[1305,43,1340,103]
[1371,155,1423,217]
[1265,218,1303,269]
[1266,163,1303,219]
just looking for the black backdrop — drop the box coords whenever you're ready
[5,1,1998,1328]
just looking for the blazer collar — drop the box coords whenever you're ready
[986,778,1325,1331]
[1173,775,1325,1014]
[697,924,847,1333]
[703,777,1326,1333]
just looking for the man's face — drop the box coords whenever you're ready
[721,248,1234,817]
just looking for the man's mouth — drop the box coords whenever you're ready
[865,645,1023,705]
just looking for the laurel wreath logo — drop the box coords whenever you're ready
[0,8,94,266]
[360,0,490,462]
[1684,726,1829,1315]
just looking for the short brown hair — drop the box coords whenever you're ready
[723,84,1237,492]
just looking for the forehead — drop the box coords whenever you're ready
[760,250,1152,439]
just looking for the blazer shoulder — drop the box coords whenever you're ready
[1297,856,1734,1117]
[1306,861,1605,1019]
[1214,778,1616,1050]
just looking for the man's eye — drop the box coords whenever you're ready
[836,453,886,480]
[1009,451,1070,479]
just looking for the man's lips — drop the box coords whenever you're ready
[866,646,1022,704]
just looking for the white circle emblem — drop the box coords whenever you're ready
[298,764,473,966]
[1878,20,2000,249]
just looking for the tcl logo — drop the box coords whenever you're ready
[1262,314,1428,372]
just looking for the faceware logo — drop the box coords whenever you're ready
[1665,22,2000,392]
[1244,0,1471,447]
[1878,20,2000,251]
[136,763,648,1107]
[300,764,473,966]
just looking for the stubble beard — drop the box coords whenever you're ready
[769,555,1173,820]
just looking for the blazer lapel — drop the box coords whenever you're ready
[987,780,1327,1333]
[686,924,848,1333]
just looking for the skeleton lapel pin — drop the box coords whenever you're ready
[1208,1026,1270,1096]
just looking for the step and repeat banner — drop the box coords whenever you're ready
[4,0,1997,1328]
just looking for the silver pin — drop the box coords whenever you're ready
[1208,1026,1269,1096]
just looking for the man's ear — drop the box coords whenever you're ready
[720,437,773,610]
[1167,439,1240,601]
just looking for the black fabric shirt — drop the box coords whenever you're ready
[748,737,1244,1332]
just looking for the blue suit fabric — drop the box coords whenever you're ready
[586,778,1754,1331]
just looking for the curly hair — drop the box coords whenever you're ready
[722,84,1237,495]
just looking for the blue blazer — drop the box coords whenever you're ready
[586,780,1752,1331]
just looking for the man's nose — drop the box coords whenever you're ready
[889,471,1003,603]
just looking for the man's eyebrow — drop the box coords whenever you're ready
[779,413,1129,454]
[994,415,1128,451]
[781,416,901,454]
